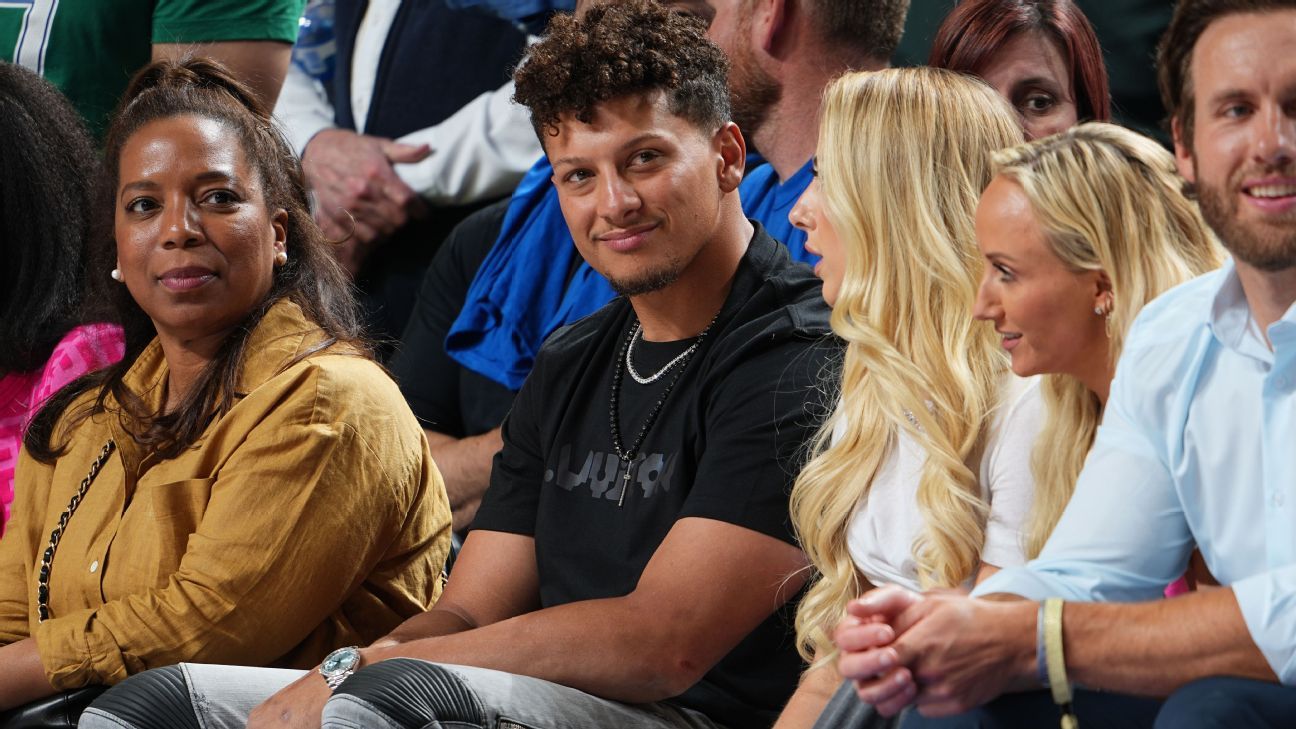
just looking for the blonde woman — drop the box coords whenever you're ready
[778,67,1038,728]
[973,122,1223,561]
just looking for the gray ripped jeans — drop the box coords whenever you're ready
[78,660,724,729]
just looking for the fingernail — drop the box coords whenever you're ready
[878,651,894,669]
[895,672,908,685]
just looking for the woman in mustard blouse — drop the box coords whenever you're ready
[0,59,451,714]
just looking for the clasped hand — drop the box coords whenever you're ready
[833,585,1036,718]
[302,128,432,276]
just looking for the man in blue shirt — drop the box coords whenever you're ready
[830,1,1296,727]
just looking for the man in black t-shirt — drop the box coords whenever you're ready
[306,3,836,727]
[77,4,836,729]
[391,0,908,534]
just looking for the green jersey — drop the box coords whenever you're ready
[0,0,304,137]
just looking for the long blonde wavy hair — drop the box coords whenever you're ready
[991,122,1223,559]
[790,68,1023,662]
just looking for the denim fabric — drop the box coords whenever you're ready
[78,660,726,729]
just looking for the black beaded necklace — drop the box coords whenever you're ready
[608,312,718,507]
[37,440,116,622]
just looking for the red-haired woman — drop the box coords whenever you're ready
[929,0,1110,140]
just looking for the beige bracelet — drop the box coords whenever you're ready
[1043,598,1079,729]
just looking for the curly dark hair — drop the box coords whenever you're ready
[1157,0,1296,146]
[26,57,366,463]
[513,0,730,140]
[0,62,101,374]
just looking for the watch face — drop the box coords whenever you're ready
[322,647,360,675]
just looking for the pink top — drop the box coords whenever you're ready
[0,323,125,534]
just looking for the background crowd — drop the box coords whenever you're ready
[0,0,1293,728]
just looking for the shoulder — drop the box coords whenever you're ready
[1122,269,1223,356]
[983,374,1044,465]
[33,324,125,403]
[994,374,1044,426]
[707,230,835,368]
[1103,269,1225,418]
[533,299,626,365]
[46,324,124,369]
[272,351,409,420]
[738,162,778,196]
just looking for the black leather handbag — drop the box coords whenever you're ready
[0,687,106,729]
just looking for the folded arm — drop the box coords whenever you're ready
[33,385,443,689]
[375,518,807,702]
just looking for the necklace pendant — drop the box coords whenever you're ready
[618,467,632,507]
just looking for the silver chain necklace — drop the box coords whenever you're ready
[624,322,703,385]
[609,313,719,506]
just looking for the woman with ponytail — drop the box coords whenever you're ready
[0,59,450,716]
[973,122,1222,562]
[776,67,1040,728]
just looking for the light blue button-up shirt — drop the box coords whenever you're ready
[973,260,1296,684]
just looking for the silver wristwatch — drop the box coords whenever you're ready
[319,646,362,691]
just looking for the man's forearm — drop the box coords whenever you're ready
[363,594,703,704]
[425,428,502,531]
[1062,587,1275,695]
[376,607,476,647]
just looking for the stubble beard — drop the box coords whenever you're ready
[1197,166,1296,272]
[728,36,781,141]
[607,257,685,297]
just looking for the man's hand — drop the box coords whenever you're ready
[246,666,336,729]
[302,129,431,274]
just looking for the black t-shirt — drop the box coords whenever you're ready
[472,224,839,728]
[390,199,518,437]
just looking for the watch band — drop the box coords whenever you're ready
[1043,598,1079,729]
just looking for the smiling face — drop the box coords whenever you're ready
[115,114,287,346]
[1176,10,1296,272]
[789,175,845,305]
[547,92,743,297]
[973,176,1108,383]
[979,30,1078,140]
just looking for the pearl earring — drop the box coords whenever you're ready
[110,268,122,282]
[274,250,288,266]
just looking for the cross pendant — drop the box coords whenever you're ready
[617,463,632,507]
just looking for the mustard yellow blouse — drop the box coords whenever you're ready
[0,299,451,689]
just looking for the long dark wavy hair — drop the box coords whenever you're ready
[0,62,101,375]
[26,58,366,463]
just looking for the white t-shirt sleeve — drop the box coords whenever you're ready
[978,375,1044,570]
[393,81,542,205]
[274,61,337,158]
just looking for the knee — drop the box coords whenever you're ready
[323,659,485,729]
[1155,676,1290,729]
[81,666,200,729]
[898,706,1003,729]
